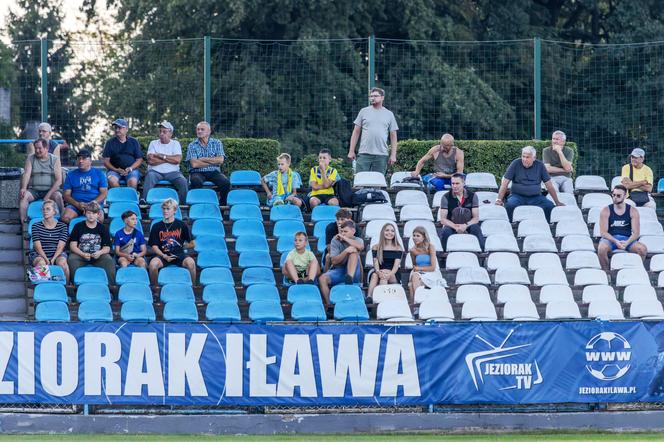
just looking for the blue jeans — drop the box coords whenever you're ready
[504,194,555,222]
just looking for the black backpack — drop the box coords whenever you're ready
[352,188,388,206]
[333,178,354,207]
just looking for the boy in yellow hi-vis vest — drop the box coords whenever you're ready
[307,149,340,209]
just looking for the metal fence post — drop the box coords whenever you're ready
[533,37,542,140]
[368,35,375,102]
[204,36,212,123]
[40,38,48,122]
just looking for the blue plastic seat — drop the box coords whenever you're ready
[68,216,86,234]
[206,301,241,322]
[197,251,231,269]
[78,300,113,322]
[272,220,306,239]
[160,283,195,303]
[157,266,192,286]
[276,235,310,254]
[227,189,260,206]
[270,205,303,222]
[232,219,266,237]
[149,204,183,220]
[109,217,144,237]
[116,266,150,285]
[186,189,218,205]
[238,251,273,269]
[245,284,280,303]
[27,218,40,237]
[27,200,44,219]
[230,170,262,187]
[202,283,238,304]
[235,235,269,253]
[189,203,222,221]
[34,284,68,303]
[242,267,276,286]
[108,202,141,219]
[163,300,199,322]
[32,265,66,285]
[287,285,322,304]
[313,221,333,239]
[330,285,364,305]
[76,283,111,303]
[35,301,70,322]
[658,178,664,193]
[249,300,284,322]
[120,300,156,322]
[73,266,108,286]
[317,237,327,254]
[118,283,153,303]
[229,204,262,221]
[311,205,340,223]
[194,235,228,253]
[107,187,138,204]
[200,267,234,286]
[291,300,327,321]
[146,187,178,205]
[192,219,225,238]
[334,300,370,321]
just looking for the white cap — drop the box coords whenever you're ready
[38,122,52,132]
[158,121,174,132]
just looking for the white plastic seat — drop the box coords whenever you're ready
[503,299,539,320]
[574,268,609,286]
[658,272,664,287]
[446,234,482,252]
[361,204,396,222]
[390,171,421,189]
[637,207,658,223]
[622,285,657,304]
[555,220,590,237]
[575,175,608,192]
[565,251,601,270]
[431,191,447,208]
[517,219,552,238]
[522,234,557,252]
[539,285,574,304]
[372,284,408,304]
[581,193,612,210]
[481,220,512,237]
[651,254,664,272]
[494,266,530,285]
[415,270,448,288]
[610,253,645,271]
[528,253,563,271]
[610,176,622,189]
[588,298,624,320]
[640,221,664,236]
[445,252,480,270]
[354,171,387,188]
[455,285,491,304]
[616,268,651,287]
[403,220,437,239]
[461,299,497,321]
[399,204,433,222]
[496,284,532,304]
[581,285,616,304]
[486,252,521,271]
[548,192,578,207]
[418,297,455,321]
[630,298,664,319]
[395,190,429,207]
[550,206,584,223]
[545,301,581,319]
[475,191,498,206]
[364,220,399,240]
[376,299,413,320]
[479,205,509,222]
[586,207,602,225]
[455,267,491,285]
[560,235,595,252]
[465,172,498,190]
[512,206,547,223]
[485,234,519,252]
[534,268,569,286]
[414,286,448,304]
[640,236,664,253]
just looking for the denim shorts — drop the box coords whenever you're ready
[324,265,361,285]
[599,234,637,252]
[107,169,141,182]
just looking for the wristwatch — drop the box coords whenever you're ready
[162,154,166,160]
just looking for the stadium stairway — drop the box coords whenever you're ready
[0,211,27,320]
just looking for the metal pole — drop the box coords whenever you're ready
[368,35,375,102]
[533,37,542,140]
[204,36,212,123]
[40,38,48,122]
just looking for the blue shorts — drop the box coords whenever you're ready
[108,169,141,182]
[599,234,637,251]
[428,176,451,191]
[65,200,105,216]
[324,265,361,285]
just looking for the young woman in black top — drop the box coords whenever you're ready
[367,223,403,299]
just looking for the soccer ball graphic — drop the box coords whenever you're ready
[585,332,632,381]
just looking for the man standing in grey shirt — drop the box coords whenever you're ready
[348,87,399,174]
[542,130,574,193]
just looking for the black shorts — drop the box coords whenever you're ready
[151,253,190,267]
[308,194,337,204]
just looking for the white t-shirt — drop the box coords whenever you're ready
[147,139,182,174]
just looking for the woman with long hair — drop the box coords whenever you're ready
[367,223,403,299]
[408,226,437,301]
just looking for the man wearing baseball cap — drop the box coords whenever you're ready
[141,121,188,203]
[621,147,656,208]
[102,118,143,190]
[62,149,108,223]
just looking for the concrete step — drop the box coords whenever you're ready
[0,223,21,234]
[0,234,22,249]
[0,314,28,321]
[0,282,26,298]
[0,249,23,263]
[0,265,27,282]
[0,298,27,315]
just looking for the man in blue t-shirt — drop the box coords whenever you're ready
[495,145,564,222]
[103,118,143,190]
[62,149,108,223]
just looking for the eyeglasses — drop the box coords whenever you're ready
[611,193,624,197]
[369,94,381,98]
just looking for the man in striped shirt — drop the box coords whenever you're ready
[186,122,231,205]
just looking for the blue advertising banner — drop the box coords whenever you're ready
[0,321,662,405]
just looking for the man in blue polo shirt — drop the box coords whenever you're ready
[103,118,143,190]
[62,149,108,223]
[186,121,230,205]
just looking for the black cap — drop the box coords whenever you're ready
[77,149,91,158]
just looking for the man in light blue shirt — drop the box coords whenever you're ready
[186,121,231,205]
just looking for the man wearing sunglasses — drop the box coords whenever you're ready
[598,184,647,270]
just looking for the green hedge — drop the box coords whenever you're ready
[134,136,281,176]
[294,153,354,183]
[395,140,578,180]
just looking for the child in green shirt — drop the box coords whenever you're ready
[282,231,320,284]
